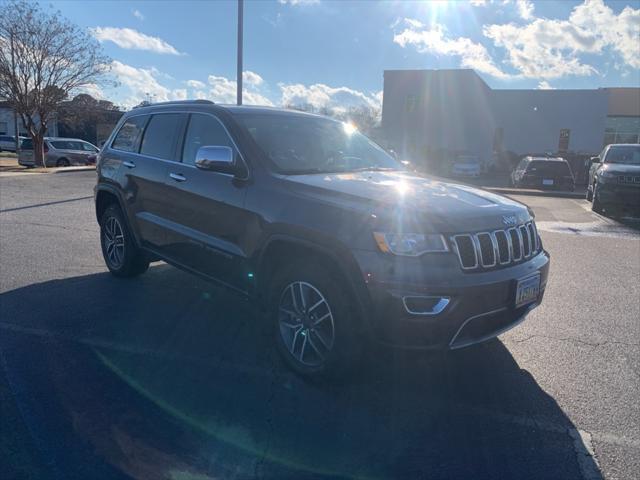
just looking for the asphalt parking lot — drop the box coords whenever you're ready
[1,172,639,480]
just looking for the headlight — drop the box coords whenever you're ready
[373,232,449,256]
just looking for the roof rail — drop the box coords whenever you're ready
[133,99,214,108]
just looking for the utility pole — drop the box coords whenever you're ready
[237,0,243,105]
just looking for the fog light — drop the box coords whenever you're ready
[402,296,450,315]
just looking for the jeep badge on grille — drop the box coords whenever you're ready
[502,215,518,226]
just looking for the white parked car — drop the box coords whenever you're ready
[451,155,482,177]
[0,135,28,152]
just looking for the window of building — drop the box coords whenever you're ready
[140,113,185,160]
[182,114,235,165]
[603,116,640,146]
[112,115,148,152]
[0,121,7,135]
[406,95,419,113]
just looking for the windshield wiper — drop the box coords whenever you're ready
[348,166,399,172]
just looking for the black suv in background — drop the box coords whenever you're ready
[95,101,550,377]
[587,144,640,215]
[511,156,575,191]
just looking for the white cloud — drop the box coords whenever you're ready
[484,0,640,78]
[132,9,144,21]
[515,0,534,20]
[278,0,320,5]
[200,74,273,106]
[537,81,554,90]
[109,61,178,107]
[279,82,381,114]
[186,79,206,89]
[469,0,487,6]
[91,27,182,55]
[393,20,511,78]
[242,70,264,86]
[77,83,105,99]
[172,89,188,100]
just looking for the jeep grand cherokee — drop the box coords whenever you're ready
[94,100,550,377]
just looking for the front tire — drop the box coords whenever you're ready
[100,205,149,277]
[591,183,604,214]
[269,261,363,378]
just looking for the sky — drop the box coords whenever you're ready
[48,0,640,110]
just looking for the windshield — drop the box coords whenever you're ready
[605,145,640,165]
[238,114,400,174]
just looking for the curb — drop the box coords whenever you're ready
[0,166,95,177]
[484,187,586,199]
[52,166,96,174]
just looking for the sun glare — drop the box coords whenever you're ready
[343,122,357,135]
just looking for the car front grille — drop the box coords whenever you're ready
[618,175,640,185]
[451,221,540,271]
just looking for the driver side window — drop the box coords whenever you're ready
[182,114,235,166]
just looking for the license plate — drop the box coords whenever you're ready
[542,179,554,185]
[515,274,540,308]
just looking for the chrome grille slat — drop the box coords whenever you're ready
[452,221,539,272]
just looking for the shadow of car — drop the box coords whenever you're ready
[0,265,602,480]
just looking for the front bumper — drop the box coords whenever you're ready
[596,182,640,209]
[353,249,550,350]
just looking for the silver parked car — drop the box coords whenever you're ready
[18,137,99,167]
[0,135,28,152]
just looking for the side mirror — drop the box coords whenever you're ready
[590,156,600,165]
[195,145,235,173]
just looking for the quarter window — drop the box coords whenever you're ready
[140,114,184,160]
[182,114,235,165]
[112,116,148,152]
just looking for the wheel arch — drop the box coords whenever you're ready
[255,235,372,331]
[95,185,142,248]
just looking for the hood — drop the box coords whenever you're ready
[602,163,640,175]
[283,170,530,233]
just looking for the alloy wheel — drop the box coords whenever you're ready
[278,281,335,367]
[103,216,125,269]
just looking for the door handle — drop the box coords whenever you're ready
[123,161,136,168]
[169,172,186,182]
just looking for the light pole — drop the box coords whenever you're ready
[237,0,243,105]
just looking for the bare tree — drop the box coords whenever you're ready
[0,0,109,166]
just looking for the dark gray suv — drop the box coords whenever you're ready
[95,100,550,377]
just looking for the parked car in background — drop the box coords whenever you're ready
[511,156,575,191]
[587,144,640,215]
[450,155,481,177]
[18,137,99,167]
[94,101,549,378]
[0,135,28,152]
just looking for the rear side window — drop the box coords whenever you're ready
[140,114,184,160]
[182,114,235,165]
[112,116,148,152]
[51,141,73,150]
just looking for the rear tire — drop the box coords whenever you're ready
[56,158,70,167]
[586,185,593,201]
[100,205,149,277]
[269,261,364,379]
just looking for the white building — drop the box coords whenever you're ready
[0,101,58,137]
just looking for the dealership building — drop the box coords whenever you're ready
[381,69,640,173]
